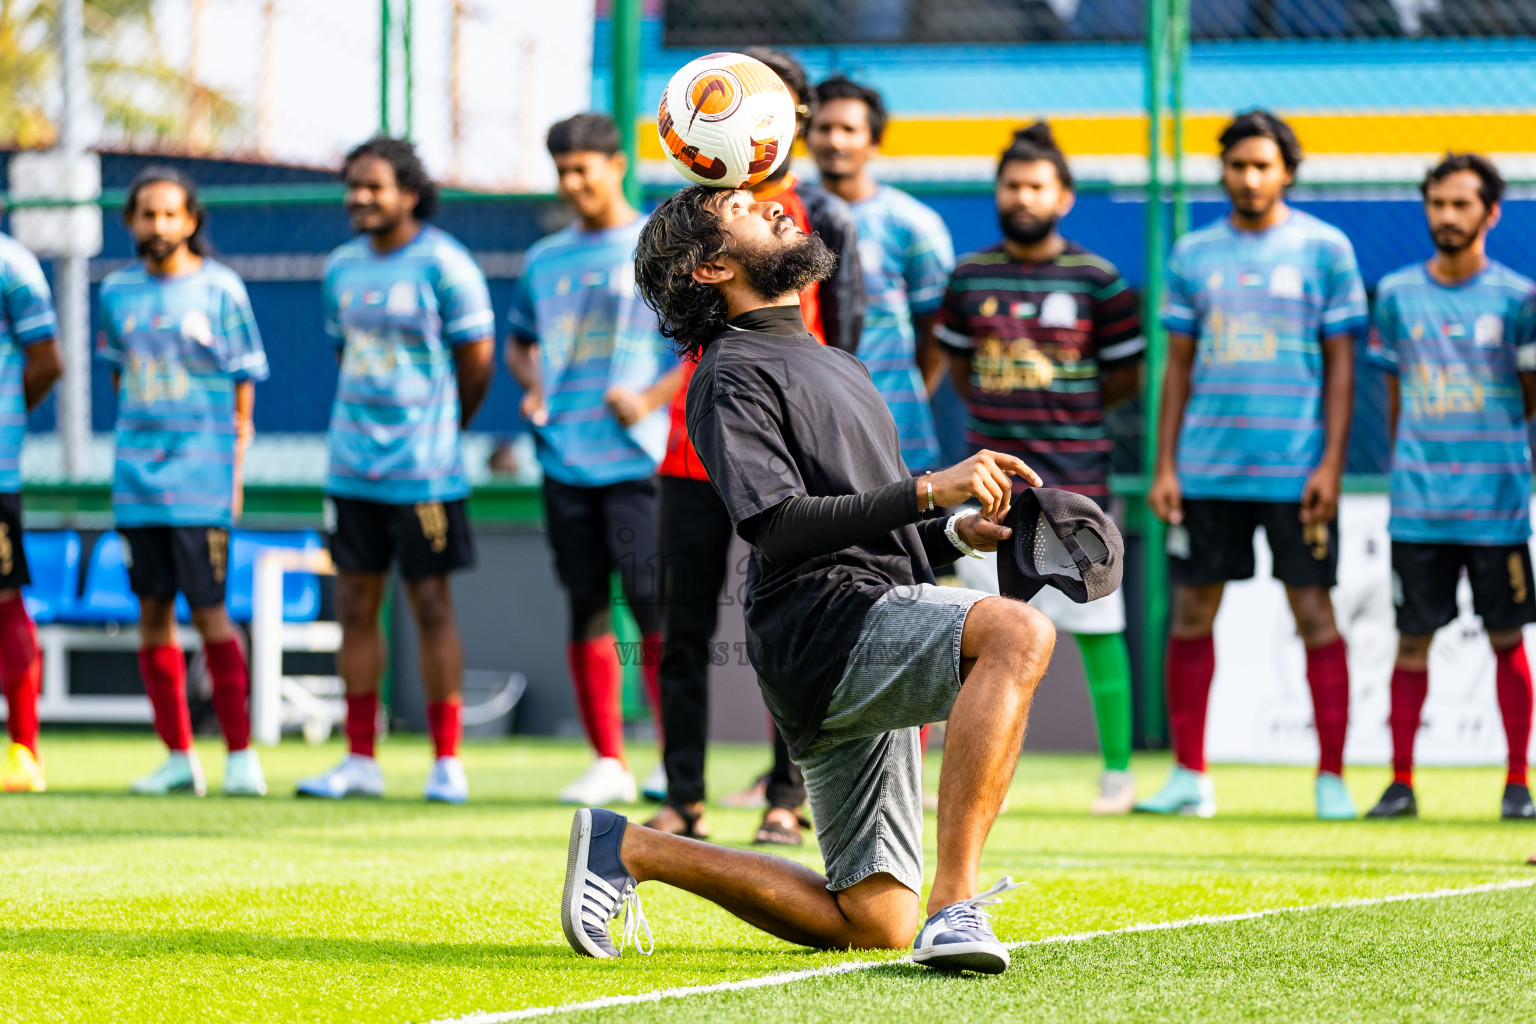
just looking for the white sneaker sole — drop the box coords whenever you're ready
[561,809,613,959]
[913,940,1010,974]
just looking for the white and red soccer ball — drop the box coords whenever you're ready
[656,52,796,188]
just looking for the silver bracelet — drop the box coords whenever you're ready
[923,476,935,512]
[945,508,984,559]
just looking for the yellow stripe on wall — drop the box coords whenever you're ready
[639,112,1536,160]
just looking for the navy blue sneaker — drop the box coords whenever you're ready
[912,877,1023,974]
[561,808,652,958]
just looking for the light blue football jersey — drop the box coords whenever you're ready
[1162,209,1368,501]
[507,217,674,487]
[98,260,269,528]
[849,185,954,471]
[0,233,57,493]
[1368,260,1536,545]
[322,226,494,504]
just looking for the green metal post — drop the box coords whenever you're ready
[379,0,391,135]
[612,0,642,208]
[1141,0,1171,748]
[1171,0,1190,238]
[403,0,414,140]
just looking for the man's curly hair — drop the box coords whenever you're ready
[634,186,734,360]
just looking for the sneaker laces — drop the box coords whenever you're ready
[617,880,653,956]
[941,876,1024,931]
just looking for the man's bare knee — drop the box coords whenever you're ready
[963,597,1055,673]
[834,875,919,950]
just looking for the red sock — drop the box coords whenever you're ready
[138,645,191,752]
[1388,666,1428,787]
[346,692,378,758]
[0,596,41,756]
[641,631,664,745]
[1495,642,1533,787]
[567,636,624,761]
[428,700,462,759]
[1166,636,1215,772]
[1306,637,1350,777]
[204,637,250,752]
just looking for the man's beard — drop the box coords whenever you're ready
[998,209,1057,246]
[731,221,837,299]
[137,236,183,262]
[1432,225,1477,256]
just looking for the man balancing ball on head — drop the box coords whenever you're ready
[559,184,1090,972]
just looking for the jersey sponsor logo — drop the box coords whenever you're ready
[1206,271,1223,290]
[1010,301,1037,319]
[1475,313,1504,347]
[1239,272,1265,288]
[1269,264,1304,300]
[977,296,999,318]
[362,290,384,306]
[1405,362,1486,419]
[1039,291,1077,328]
[125,352,190,404]
[386,281,417,315]
[1203,309,1277,364]
[340,328,400,378]
[974,336,1055,393]
[180,309,213,346]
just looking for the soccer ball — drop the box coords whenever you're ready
[656,52,796,188]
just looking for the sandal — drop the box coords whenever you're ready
[753,808,811,847]
[643,802,709,840]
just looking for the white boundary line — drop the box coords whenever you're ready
[421,878,1535,1024]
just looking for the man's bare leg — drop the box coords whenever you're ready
[620,826,918,949]
[611,594,1053,949]
[928,597,1055,915]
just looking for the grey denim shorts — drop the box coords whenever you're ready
[797,583,992,895]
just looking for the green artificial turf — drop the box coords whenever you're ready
[2,733,1533,1024]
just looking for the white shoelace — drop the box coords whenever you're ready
[617,881,654,956]
[940,876,1025,932]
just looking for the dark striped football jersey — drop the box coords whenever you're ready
[936,241,1143,503]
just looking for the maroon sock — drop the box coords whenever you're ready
[1166,636,1215,772]
[0,596,41,755]
[1306,637,1350,777]
[204,637,251,753]
[641,631,664,745]
[346,692,378,758]
[138,645,192,752]
[1388,666,1428,787]
[566,636,624,761]
[427,700,462,759]
[1495,642,1533,787]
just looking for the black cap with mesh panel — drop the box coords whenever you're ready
[996,488,1123,604]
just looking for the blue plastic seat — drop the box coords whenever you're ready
[20,531,82,624]
[226,530,323,624]
[64,533,139,624]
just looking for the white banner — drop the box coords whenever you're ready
[1206,493,1536,766]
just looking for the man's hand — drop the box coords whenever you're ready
[1148,465,1183,525]
[923,450,1041,519]
[1300,461,1342,525]
[954,510,1012,553]
[520,388,548,427]
[604,385,648,428]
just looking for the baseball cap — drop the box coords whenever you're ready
[996,488,1124,604]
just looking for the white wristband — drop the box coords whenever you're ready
[945,509,984,559]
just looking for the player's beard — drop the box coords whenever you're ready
[731,222,837,300]
[1432,224,1478,256]
[137,235,186,263]
[998,209,1058,246]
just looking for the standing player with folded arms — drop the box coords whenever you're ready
[1143,111,1368,820]
[1363,153,1536,822]
[296,138,495,804]
[0,228,62,793]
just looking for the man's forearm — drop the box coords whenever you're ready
[505,339,540,392]
[947,353,972,402]
[1318,333,1355,471]
[742,481,921,565]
